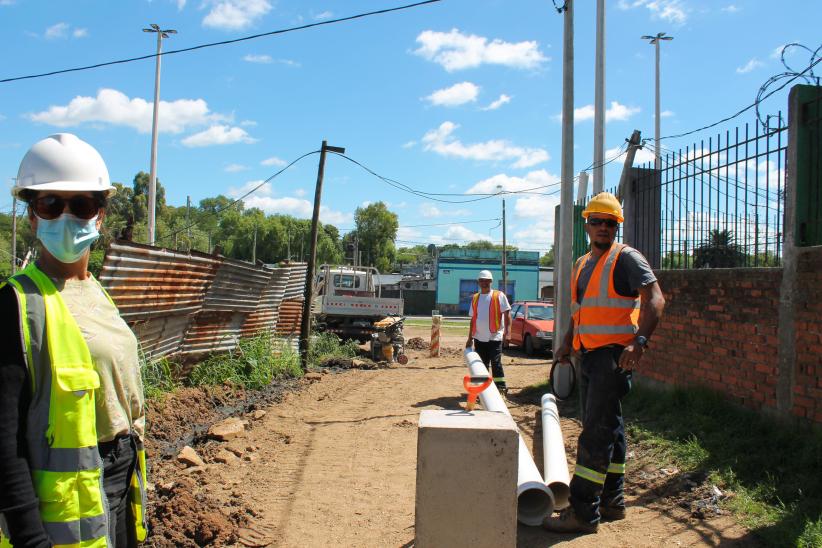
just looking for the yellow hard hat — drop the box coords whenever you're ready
[581,192,623,223]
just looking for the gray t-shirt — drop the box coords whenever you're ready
[576,246,656,299]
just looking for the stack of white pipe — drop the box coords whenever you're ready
[541,393,570,510]
[464,350,554,526]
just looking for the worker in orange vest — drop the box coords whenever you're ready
[465,270,512,395]
[543,192,665,534]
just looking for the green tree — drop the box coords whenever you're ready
[539,245,555,267]
[351,202,398,272]
[693,229,746,268]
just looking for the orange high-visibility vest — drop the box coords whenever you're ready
[571,243,641,351]
[470,290,503,336]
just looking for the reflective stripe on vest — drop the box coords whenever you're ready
[1,264,147,547]
[470,290,503,336]
[571,244,641,351]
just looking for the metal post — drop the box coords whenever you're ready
[300,141,345,370]
[577,171,589,203]
[143,24,176,246]
[642,33,673,170]
[593,0,606,193]
[186,195,191,240]
[11,195,17,273]
[556,0,574,345]
[502,197,507,296]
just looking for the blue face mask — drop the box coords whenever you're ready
[36,214,100,264]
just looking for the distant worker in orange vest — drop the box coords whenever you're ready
[544,192,665,534]
[465,270,512,395]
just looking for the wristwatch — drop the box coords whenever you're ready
[635,335,649,349]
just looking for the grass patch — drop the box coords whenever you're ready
[404,319,468,331]
[140,353,178,400]
[623,384,822,547]
[308,332,360,366]
[189,333,302,390]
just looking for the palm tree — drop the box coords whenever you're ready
[693,229,746,268]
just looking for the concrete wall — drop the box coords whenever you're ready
[640,249,822,425]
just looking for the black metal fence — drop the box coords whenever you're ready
[582,115,788,270]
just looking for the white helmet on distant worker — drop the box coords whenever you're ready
[477,269,493,281]
[13,133,115,198]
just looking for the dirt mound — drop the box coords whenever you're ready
[405,337,429,350]
[144,379,299,546]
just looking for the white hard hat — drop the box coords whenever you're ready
[478,269,493,280]
[13,133,115,198]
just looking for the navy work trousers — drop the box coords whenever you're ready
[99,434,139,548]
[473,339,506,391]
[569,345,631,524]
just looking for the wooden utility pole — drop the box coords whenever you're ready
[300,140,345,370]
[252,223,257,264]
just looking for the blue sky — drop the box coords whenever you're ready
[0,0,817,254]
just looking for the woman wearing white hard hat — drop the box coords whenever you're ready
[0,134,147,547]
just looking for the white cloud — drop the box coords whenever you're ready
[466,169,560,195]
[28,88,228,133]
[275,58,301,68]
[261,156,286,167]
[481,94,511,111]
[45,22,69,39]
[443,225,490,242]
[397,226,423,241]
[555,100,640,124]
[228,180,271,197]
[736,58,763,74]
[224,163,248,172]
[243,54,272,63]
[203,0,272,30]
[0,0,16,5]
[402,140,417,149]
[314,10,333,20]
[414,28,548,72]
[420,203,444,218]
[721,4,740,13]
[240,119,257,127]
[177,0,187,10]
[770,43,801,60]
[514,194,560,218]
[73,28,88,38]
[617,0,687,24]
[661,110,675,118]
[294,188,306,197]
[424,82,479,107]
[512,218,555,250]
[422,121,549,168]
[240,192,352,225]
[182,125,257,147]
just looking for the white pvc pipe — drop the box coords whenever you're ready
[541,393,571,510]
[464,350,555,526]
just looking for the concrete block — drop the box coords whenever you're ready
[415,410,518,548]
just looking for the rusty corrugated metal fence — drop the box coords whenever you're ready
[100,240,307,361]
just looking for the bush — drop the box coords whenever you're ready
[308,332,359,366]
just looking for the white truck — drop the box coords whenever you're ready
[313,265,407,362]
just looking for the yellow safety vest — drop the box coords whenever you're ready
[0,264,147,547]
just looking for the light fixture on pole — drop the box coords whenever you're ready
[143,23,177,246]
[641,32,673,170]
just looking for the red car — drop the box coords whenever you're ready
[505,301,554,355]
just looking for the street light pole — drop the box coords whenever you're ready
[497,184,507,297]
[143,23,176,246]
[593,0,606,194]
[642,32,673,170]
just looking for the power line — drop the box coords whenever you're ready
[658,50,822,142]
[0,0,443,84]
[156,150,319,245]
[340,217,501,232]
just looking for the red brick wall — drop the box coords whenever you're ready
[794,248,822,423]
[640,267,784,415]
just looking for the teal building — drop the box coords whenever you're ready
[435,249,540,315]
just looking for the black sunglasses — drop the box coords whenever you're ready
[587,218,618,228]
[31,195,104,221]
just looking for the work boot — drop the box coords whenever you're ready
[599,505,626,521]
[542,507,598,534]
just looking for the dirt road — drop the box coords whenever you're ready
[148,326,758,547]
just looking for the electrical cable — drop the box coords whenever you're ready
[156,149,319,245]
[658,50,822,142]
[0,0,443,84]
